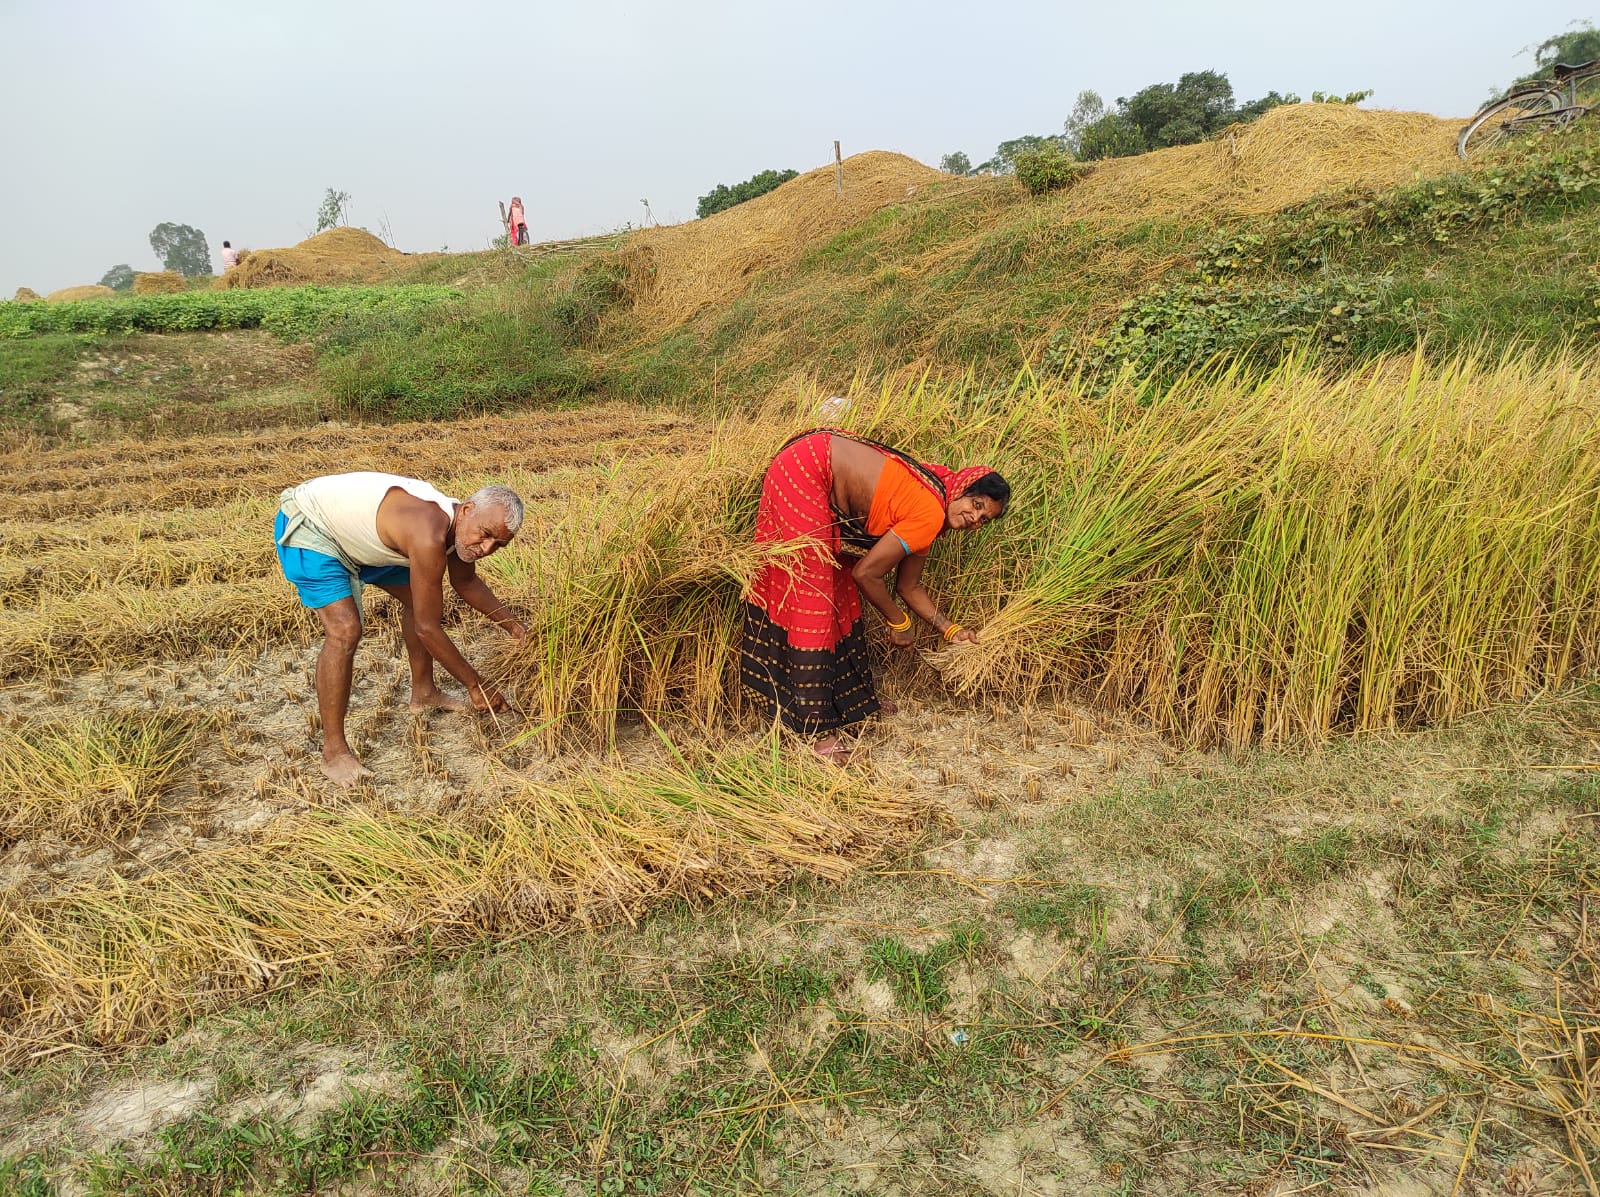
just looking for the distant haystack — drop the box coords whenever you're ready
[44,285,117,302]
[133,271,186,295]
[217,227,405,289]
[621,151,948,332]
[12,287,40,302]
[1065,104,1462,222]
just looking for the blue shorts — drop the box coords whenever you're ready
[274,510,410,609]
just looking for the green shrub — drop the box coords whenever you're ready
[0,285,460,341]
[1051,276,1405,383]
[1013,144,1088,195]
[549,259,627,347]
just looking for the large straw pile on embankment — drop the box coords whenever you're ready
[486,352,1600,750]
[132,270,185,295]
[217,226,407,290]
[1063,103,1461,223]
[12,287,39,302]
[0,750,930,1055]
[43,285,115,302]
[621,151,947,333]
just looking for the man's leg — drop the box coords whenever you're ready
[373,583,469,713]
[313,597,372,785]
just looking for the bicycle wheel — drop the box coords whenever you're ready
[1457,88,1562,158]
[1571,65,1600,110]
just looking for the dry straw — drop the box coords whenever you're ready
[1063,104,1462,224]
[620,151,947,333]
[0,746,931,1056]
[131,270,186,295]
[42,285,116,302]
[0,712,195,848]
[217,227,408,290]
[11,287,40,302]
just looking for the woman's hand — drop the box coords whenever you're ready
[889,627,917,651]
[947,627,979,646]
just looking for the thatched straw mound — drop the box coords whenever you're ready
[44,285,116,302]
[217,226,405,290]
[622,151,947,332]
[12,287,40,302]
[132,270,185,295]
[1066,104,1460,223]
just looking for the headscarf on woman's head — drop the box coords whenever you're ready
[922,462,995,505]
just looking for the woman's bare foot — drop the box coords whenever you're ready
[877,697,899,717]
[322,751,374,786]
[408,686,470,714]
[813,736,854,767]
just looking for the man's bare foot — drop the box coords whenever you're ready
[408,686,470,714]
[877,698,899,717]
[322,752,374,786]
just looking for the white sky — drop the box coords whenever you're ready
[0,0,1589,295]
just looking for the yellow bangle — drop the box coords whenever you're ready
[886,611,912,632]
[943,623,965,642]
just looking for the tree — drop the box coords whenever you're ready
[147,223,211,277]
[1062,90,1107,156]
[1120,70,1238,150]
[1078,112,1146,161]
[99,264,135,292]
[696,169,798,218]
[977,134,1067,175]
[940,151,974,176]
[314,187,352,233]
[1526,21,1600,80]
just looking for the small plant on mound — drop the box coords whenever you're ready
[1055,276,1405,383]
[1013,143,1088,195]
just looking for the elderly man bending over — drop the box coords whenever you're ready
[274,471,528,785]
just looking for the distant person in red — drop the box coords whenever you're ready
[508,197,529,246]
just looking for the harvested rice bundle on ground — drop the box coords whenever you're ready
[132,270,185,295]
[43,284,116,302]
[217,227,407,290]
[621,151,948,333]
[0,746,931,1054]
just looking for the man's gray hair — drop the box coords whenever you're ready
[466,483,525,534]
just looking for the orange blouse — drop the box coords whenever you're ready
[866,456,944,556]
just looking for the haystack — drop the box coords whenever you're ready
[1064,104,1461,223]
[217,226,405,290]
[623,151,947,332]
[11,287,39,302]
[44,285,116,302]
[132,270,185,295]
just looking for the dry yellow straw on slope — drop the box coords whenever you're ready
[622,150,948,332]
[43,285,116,302]
[1064,104,1461,223]
[218,226,407,290]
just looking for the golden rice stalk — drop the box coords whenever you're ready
[0,711,196,848]
[0,744,932,1057]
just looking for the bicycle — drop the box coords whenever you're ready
[1457,59,1600,158]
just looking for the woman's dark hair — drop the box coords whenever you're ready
[964,471,1010,515]
[223,240,231,248]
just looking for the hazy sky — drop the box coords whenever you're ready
[0,1,1589,295]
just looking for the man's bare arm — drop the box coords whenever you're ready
[447,553,527,641]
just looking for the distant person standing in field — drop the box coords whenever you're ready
[508,196,529,246]
[220,240,239,270]
[274,473,528,785]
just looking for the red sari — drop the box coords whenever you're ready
[741,429,950,733]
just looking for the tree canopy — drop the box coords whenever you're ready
[696,169,799,219]
[315,188,352,234]
[98,264,134,292]
[939,151,974,176]
[1514,21,1600,87]
[147,224,211,278]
